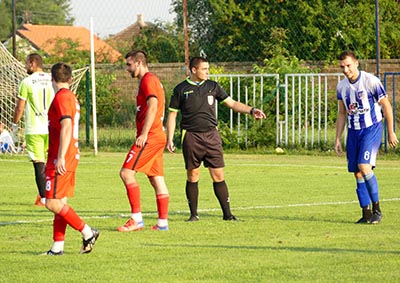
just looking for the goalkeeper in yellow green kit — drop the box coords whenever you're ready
[13,53,54,206]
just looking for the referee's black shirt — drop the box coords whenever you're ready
[169,78,229,132]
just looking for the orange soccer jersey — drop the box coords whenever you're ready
[122,72,166,176]
[45,88,80,199]
[135,72,166,141]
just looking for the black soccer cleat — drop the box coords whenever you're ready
[370,211,382,224]
[186,215,199,222]
[355,207,371,224]
[223,215,238,221]
[80,228,100,254]
[41,249,64,256]
[355,217,370,224]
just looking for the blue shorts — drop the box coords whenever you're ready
[346,122,382,172]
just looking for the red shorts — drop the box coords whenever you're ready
[122,141,166,177]
[45,170,75,199]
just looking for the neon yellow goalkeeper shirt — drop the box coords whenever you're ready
[18,72,54,135]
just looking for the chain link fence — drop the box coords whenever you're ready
[3,1,400,64]
[2,0,400,150]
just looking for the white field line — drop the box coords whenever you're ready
[2,158,400,173]
[2,159,400,170]
[1,198,400,226]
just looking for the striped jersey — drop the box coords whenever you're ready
[336,71,385,130]
[18,72,54,135]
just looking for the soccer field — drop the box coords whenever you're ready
[1,152,399,282]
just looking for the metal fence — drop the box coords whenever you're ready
[209,73,279,148]
[207,72,399,149]
[207,73,343,148]
[279,73,344,148]
[383,72,400,151]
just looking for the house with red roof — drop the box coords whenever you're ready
[14,24,121,63]
[107,14,152,52]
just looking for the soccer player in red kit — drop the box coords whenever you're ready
[117,50,170,231]
[43,62,99,255]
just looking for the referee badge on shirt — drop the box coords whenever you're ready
[208,95,214,105]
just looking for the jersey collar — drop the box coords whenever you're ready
[186,77,206,86]
[349,71,361,84]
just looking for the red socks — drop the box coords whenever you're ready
[156,194,169,220]
[58,205,85,232]
[126,184,168,219]
[126,183,141,213]
[53,214,67,242]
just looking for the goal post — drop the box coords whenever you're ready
[0,41,88,153]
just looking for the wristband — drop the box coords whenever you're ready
[250,107,255,115]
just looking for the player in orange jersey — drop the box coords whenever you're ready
[42,62,99,255]
[117,50,170,232]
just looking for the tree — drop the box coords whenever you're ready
[171,0,400,62]
[172,0,219,60]
[0,0,74,42]
[42,38,124,127]
[131,21,185,63]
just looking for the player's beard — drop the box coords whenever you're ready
[131,70,140,79]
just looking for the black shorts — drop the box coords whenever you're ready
[182,128,225,170]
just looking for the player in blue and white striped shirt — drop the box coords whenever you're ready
[335,50,398,224]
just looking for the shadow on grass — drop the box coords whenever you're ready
[251,214,352,224]
[142,243,400,255]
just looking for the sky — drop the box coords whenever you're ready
[69,0,176,38]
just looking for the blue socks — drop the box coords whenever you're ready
[363,172,379,203]
[356,178,371,208]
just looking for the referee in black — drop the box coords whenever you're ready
[166,56,266,222]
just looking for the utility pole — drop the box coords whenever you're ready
[375,0,380,77]
[183,0,189,76]
[12,0,17,58]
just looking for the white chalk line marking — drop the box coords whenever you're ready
[2,158,400,170]
[1,197,400,226]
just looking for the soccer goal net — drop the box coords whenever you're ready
[0,42,88,153]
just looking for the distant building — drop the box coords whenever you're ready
[107,14,153,52]
[8,24,121,63]
[111,14,149,41]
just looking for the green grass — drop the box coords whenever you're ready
[1,152,400,282]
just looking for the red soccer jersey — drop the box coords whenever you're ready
[46,88,80,172]
[136,72,166,143]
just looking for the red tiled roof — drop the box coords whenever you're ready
[17,24,121,63]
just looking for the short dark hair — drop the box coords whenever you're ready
[51,62,72,83]
[125,50,148,65]
[339,50,357,61]
[26,53,43,68]
[189,56,208,72]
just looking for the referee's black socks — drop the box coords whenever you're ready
[186,181,199,217]
[213,180,232,218]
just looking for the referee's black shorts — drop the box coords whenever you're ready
[182,128,225,170]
